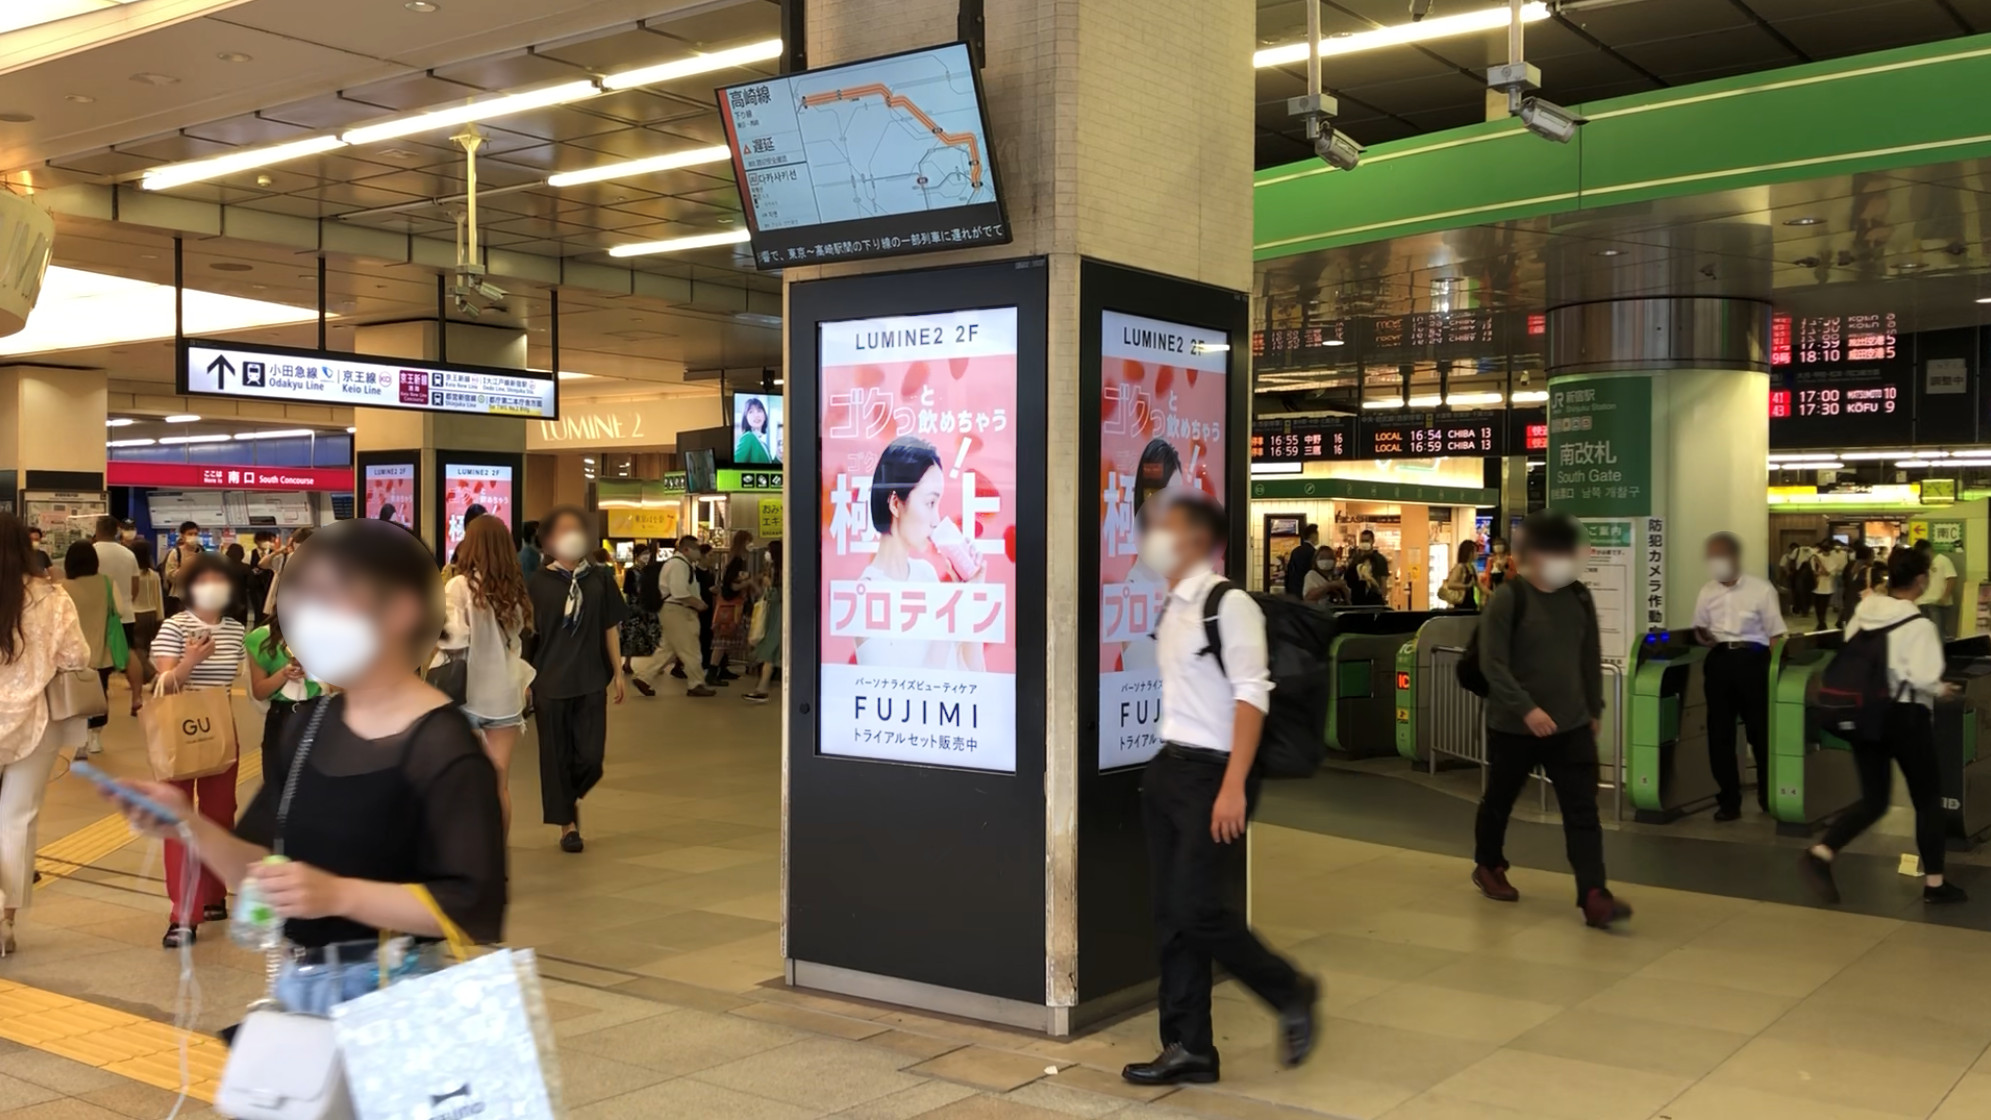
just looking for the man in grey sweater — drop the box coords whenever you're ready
[1471,510,1632,929]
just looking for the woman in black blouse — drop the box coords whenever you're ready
[108,519,504,1012]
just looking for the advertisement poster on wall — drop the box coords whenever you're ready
[1096,310,1230,771]
[442,463,513,561]
[818,308,1018,772]
[363,464,415,528]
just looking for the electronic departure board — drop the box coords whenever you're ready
[1768,312,1913,449]
[1362,412,1504,459]
[1252,311,1530,372]
[1509,407,1549,453]
[1250,415,1354,462]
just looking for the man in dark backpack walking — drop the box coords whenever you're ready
[1470,510,1631,929]
[1122,494,1318,1087]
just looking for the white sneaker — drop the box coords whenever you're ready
[85,729,103,756]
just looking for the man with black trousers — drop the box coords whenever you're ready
[1470,509,1632,929]
[526,506,627,854]
[1343,528,1390,606]
[1122,494,1318,1088]
[1695,532,1787,821]
[1282,524,1317,598]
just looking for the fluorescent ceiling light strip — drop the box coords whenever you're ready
[106,438,156,448]
[0,266,324,357]
[1362,399,1406,409]
[342,80,600,145]
[1444,392,1504,406]
[1406,395,1443,407]
[1837,451,1902,460]
[141,135,346,191]
[547,144,732,187]
[1768,453,1838,462]
[1510,391,1549,403]
[601,38,784,90]
[229,429,317,440]
[1254,2,1548,67]
[608,229,752,257]
[159,434,233,445]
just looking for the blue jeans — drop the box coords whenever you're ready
[274,940,435,1016]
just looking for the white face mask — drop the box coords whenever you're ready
[282,601,382,688]
[190,582,232,613]
[1707,556,1736,583]
[552,531,589,564]
[1137,527,1181,578]
[1535,556,1578,590]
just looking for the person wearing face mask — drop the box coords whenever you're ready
[1120,494,1317,1088]
[106,519,505,1012]
[149,553,248,948]
[617,543,660,697]
[1470,510,1630,929]
[1694,532,1787,821]
[633,535,716,697]
[1282,525,1318,599]
[1811,538,1847,630]
[1342,529,1390,607]
[161,522,204,616]
[525,507,627,853]
[1484,537,1515,592]
[1301,546,1345,604]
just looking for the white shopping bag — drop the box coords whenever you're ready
[331,948,563,1120]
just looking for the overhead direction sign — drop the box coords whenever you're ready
[178,339,559,420]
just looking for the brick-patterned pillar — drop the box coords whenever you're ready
[782,0,1254,1033]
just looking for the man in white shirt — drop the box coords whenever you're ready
[634,535,714,697]
[90,515,139,635]
[1121,495,1317,1089]
[1812,539,1847,629]
[1914,539,1958,640]
[1694,532,1788,821]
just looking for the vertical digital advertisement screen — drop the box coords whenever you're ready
[732,394,785,465]
[362,463,415,529]
[442,462,513,561]
[1096,310,1229,771]
[818,307,1018,772]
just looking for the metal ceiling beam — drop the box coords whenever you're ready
[33,182,780,318]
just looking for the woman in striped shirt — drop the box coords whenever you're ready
[150,552,246,948]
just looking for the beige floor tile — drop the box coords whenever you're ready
[1413,953,1623,1006]
[1375,1091,1549,1120]
[829,1080,979,1119]
[0,1073,64,1112]
[1575,976,1796,1036]
[906,1094,1078,1120]
[702,890,786,922]
[1227,1070,1417,1118]
[999,1080,1134,1118]
[1158,1086,1364,1118]
[732,999,890,1040]
[1705,1035,1967,1117]
[1475,918,1681,974]
[553,1051,673,1108]
[73,1081,188,1120]
[1655,1081,1921,1120]
[563,1006,805,1076]
[1423,1049,1689,1120]
[1037,1065,1176,1103]
[572,1076,818,1120]
[1505,1007,1751,1080]
[1758,997,1991,1069]
[0,1100,131,1120]
[630,946,784,992]
[1278,933,1463,985]
[0,1051,124,1096]
[1337,983,1562,1046]
[1932,1072,1991,1119]
[908,1046,1056,1093]
[1631,943,1859,1000]
[694,1037,929,1111]
[623,845,775,874]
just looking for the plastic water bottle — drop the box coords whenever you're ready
[230,855,288,950]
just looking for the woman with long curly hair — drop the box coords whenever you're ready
[438,514,535,833]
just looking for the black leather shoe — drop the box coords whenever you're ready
[1121,1043,1219,1086]
[560,830,585,854]
[1712,806,1742,822]
[1278,976,1320,1068]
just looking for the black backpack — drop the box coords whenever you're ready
[1185,581,1336,778]
[1812,615,1926,740]
[1457,581,1595,697]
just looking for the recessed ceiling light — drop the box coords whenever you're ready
[1976,297,1991,305]
[1323,338,1345,347]
[1784,217,1823,226]
[0,112,34,124]
[1598,248,1623,257]
[63,94,94,104]
[209,262,253,272]
[129,73,180,86]
[1894,262,1927,272]
[163,414,201,423]
[216,51,253,63]
[105,418,135,428]
[345,426,357,433]
[404,1,438,10]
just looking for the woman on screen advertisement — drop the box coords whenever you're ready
[819,309,1017,773]
[1098,310,1229,772]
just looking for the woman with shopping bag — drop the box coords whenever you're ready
[0,514,91,956]
[148,552,249,948]
[106,517,505,1004]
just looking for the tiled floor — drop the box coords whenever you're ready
[5,677,1990,1118]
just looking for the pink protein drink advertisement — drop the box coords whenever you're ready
[1097,310,1230,771]
[818,308,1018,772]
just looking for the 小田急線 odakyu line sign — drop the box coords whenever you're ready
[178,339,559,420]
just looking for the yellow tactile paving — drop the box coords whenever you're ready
[37,749,265,881]
[0,978,223,1101]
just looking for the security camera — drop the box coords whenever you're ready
[1314,127,1363,171]
[1409,0,1434,20]
[1517,96,1584,143]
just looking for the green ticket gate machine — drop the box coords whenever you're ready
[1393,614,1483,767]
[1936,637,1991,847]
[1327,609,1441,758]
[1766,632,1863,831]
[1626,633,1717,822]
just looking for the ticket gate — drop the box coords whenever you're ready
[1935,638,1991,847]
[1393,614,1482,767]
[1625,633,1719,823]
[1765,631,1863,832]
[1326,609,1441,758]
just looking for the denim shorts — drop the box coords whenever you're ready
[464,711,525,731]
[274,939,438,1016]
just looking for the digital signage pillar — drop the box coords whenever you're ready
[785,258,1247,1034]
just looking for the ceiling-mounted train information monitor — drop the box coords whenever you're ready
[1362,412,1505,459]
[718,42,1010,269]
[1769,312,1912,448]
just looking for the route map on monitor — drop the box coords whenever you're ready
[717,42,1010,269]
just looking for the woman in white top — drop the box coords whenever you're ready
[438,514,533,833]
[150,552,248,948]
[1801,547,1964,906]
[857,437,985,672]
[0,514,90,955]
